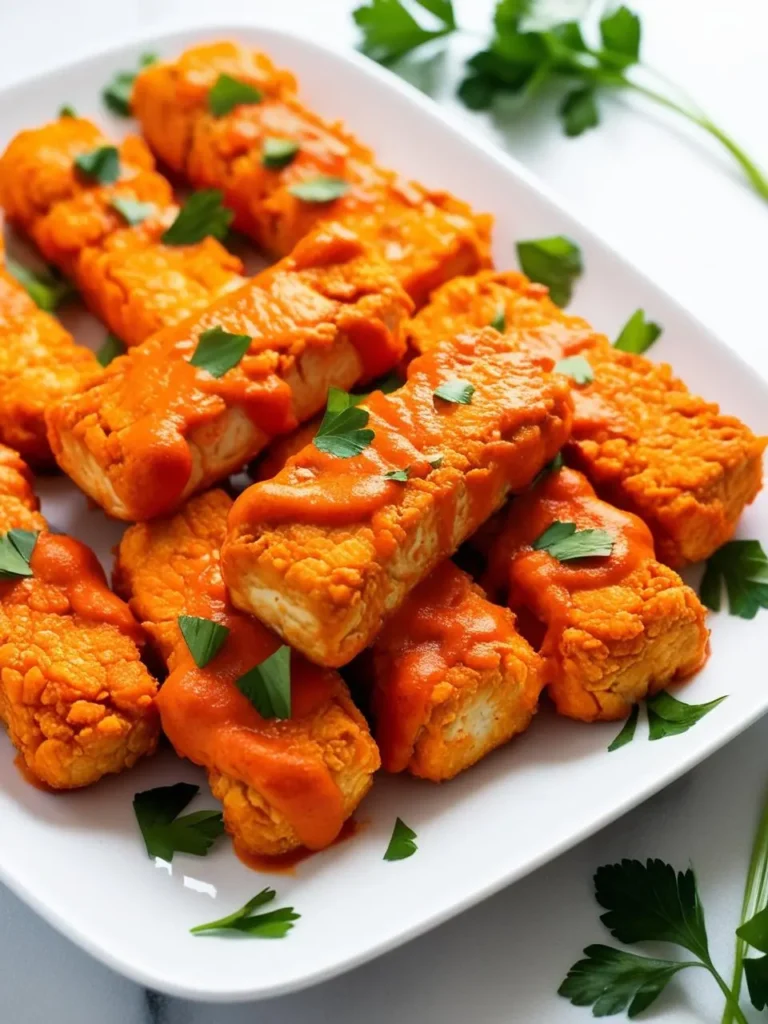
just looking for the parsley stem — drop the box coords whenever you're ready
[706,960,751,1024]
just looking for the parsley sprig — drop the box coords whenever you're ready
[533,520,613,561]
[191,887,299,938]
[102,52,157,116]
[236,644,292,720]
[161,190,233,245]
[614,309,662,354]
[189,326,251,378]
[5,258,73,312]
[133,782,224,862]
[700,539,768,619]
[353,1,768,204]
[0,529,38,581]
[607,689,727,751]
[384,817,418,861]
[314,387,375,458]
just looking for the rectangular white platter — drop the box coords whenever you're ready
[1,22,767,1004]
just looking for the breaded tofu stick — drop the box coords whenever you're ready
[408,270,766,567]
[132,41,492,306]
[368,560,543,780]
[222,328,573,667]
[115,489,380,857]
[483,467,709,722]
[47,224,411,521]
[0,235,98,464]
[0,443,158,788]
[0,115,243,346]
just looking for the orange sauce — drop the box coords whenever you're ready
[234,817,363,875]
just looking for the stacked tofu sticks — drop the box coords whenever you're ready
[0,41,761,861]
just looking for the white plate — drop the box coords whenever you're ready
[1,23,767,1004]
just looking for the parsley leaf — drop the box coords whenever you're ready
[699,539,768,619]
[614,308,662,353]
[384,817,418,861]
[191,887,299,938]
[384,468,410,482]
[737,904,768,952]
[744,956,768,1011]
[533,520,614,561]
[489,305,506,331]
[59,104,77,118]
[133,782,224,862]
[427,454,444,469]
[288,176,350,203]
[110,196,156,226]
[262,137,300,169]
[608,704,639,752]
[5,258,73,312]
[97,333,125,367]
[161,190,233,245]
[236,645,292,720]
[600,5,641,69]
[433,379,475,404]
[560,86,599,137]
[646,690,727,740]
[558,943,695,1017]
[554,354,593,384]
[353,0,457,64]
[314,387,375,458]
[0,529,38,581]
[74,145,120,184]
[178,615,230,668]
[517,236,583,307]
[208,74,263,117]
[103,52,157,116]
[189,326,251,379]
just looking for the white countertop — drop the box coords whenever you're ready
[1,1,767,1021]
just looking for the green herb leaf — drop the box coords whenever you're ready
[517,0,593,33]
[288,176,350,203]
[737,904,768,953]
[110,196,156,226]
[600,5,641,69]
[553,355,593,384]
[384,468,410,482]
[699,539,768,619]
[178,615,230,668]
[614,309,662,354]
[189,326,251,379]
[74,145,120,184]
[314,387,375,459]
[744,955,768,1011]
[533,520,613,561]
[133,782,224,862]
[489,305,506,331]
[558,943,694,1017]
[427,454,444,469]
[59,104,77,118]
[608,704,639,752]
[208,74,263,117]
[236,645,292,720]
[595,858,710,960]
[433,379,475,404]
[646,690,727,741]
[262,137,300,169]
[191,887,299,938]
[517,236,583,307]
[353,0,456,64]
[560,87,599,137]
[5,258,73,312]
[384,817,418,861]
[102,52,157,116]
[97,333,125,367]
[370,369,404,394]
[161,190,233,245]
[0,529,38,581]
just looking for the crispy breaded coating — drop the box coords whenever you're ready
[47,224,411,521]
[0,444,158,788]
[115,489,379,857]
[222,328,573,667]
[0,236,98,464]
[484,467,709,722]
[368,561,543,780]
[251,417,322,482]
[132,41,492,305]
[0,116,243,347]
[408,269,766,567]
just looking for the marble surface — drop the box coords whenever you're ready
[1,1,767,1021]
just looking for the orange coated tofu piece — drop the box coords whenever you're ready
[484,467,709,722]
[408,270,766,567]
[115,489,379,857]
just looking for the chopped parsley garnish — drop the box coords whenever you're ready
[0,529,38,581]
[553,354,593,384]
[384,468,409,482]
[384,817,418,861]
[427,454,444,469]
[110,196,156,226]
[236,644,292,720]
[433,379,475,405]
[699,539,768,619]
[133,782,224,862]
[97,333,125,367]
[516,236,583,307]
[5,258,73,312]
[614,308,662,354]
[102,52,157,116]
[489,305,506,331]
[189,326,251,379]
[354,0,456,63]
[161,189,233,245]
[191,887,299,938]
[314,387,375,459]
[58,104,77,118]
[262,137,300,169]
[532,520,613,561]
[288,176,350,203]
[646,690,727,740]
[607,705,639,752]
[560,86,599,137]
[74,145,120,184]
[178,615,230,668]
[208,74,263,117]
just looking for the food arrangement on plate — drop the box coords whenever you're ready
[0,37,766,917]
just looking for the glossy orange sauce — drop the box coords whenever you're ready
[234,817,362,875]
